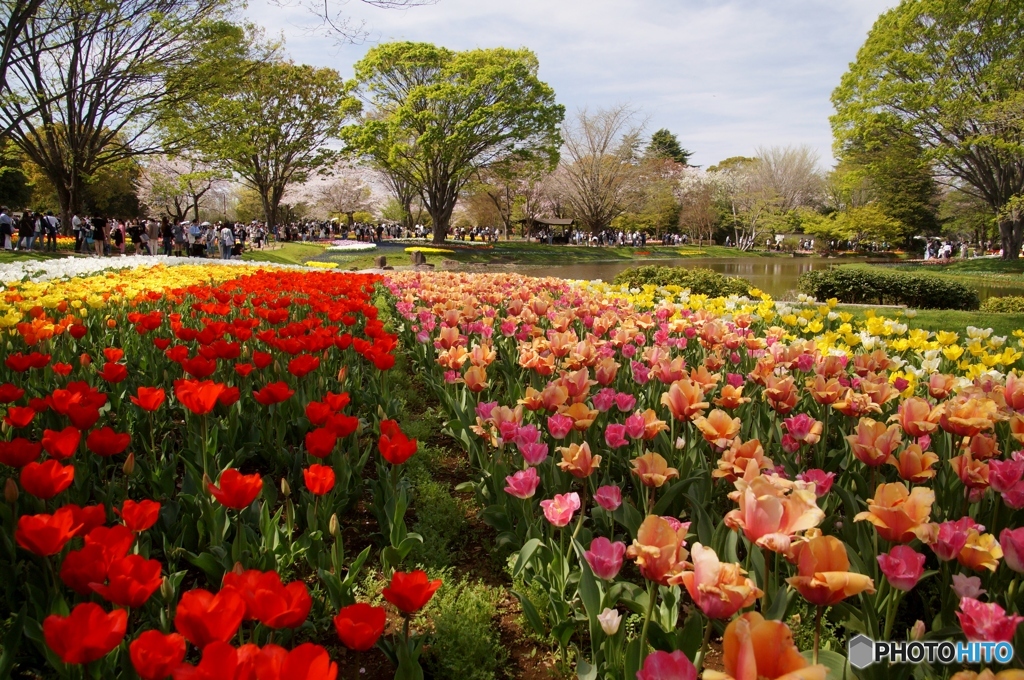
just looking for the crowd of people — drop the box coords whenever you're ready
[0,206,61,252]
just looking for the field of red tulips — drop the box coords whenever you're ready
[4,263,1024,680]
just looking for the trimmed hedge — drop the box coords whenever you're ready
[798,267,980,310]
[981,296,1024,313]
[612,266,751,297]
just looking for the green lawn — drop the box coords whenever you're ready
[837,305,1024,338]
[0,251,71,264]
[241,242,327,266]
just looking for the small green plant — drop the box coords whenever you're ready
[799,266,980,310]
[612,266,751,297]
[425,578,507,680]
[981,295,1024,313]
[410,477,468,568]
[788,603,843,655]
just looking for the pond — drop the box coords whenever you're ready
[451,256,854,300]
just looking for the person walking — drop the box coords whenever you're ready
[162,217,173,256]
[43,211,58,252]
[90,215,106,257]
[0,207,12,250]
[219,222,235,259]
[72,213,83,252]
[17,210,34,250]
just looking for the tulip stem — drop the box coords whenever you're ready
[761,546,772,614]
[695,616,714,670]
[883,590,901,642]
[813,605,823,665]
[639,580,657,657]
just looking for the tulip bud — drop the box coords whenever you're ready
[232,561,245,576]
[160,577,174,601]
[329,513,340,537]
[356,418,366,436]
[338,366,347,383]
[4,478,18,504]
[675,437,686,450]
[122,452,135,476]
[79,352,92,367]
[911,620,926,641]
[106,318,117,329]
[597,608,622,636]
[202,473,212,490]
[377,405,387,421]
[280,477,291,497]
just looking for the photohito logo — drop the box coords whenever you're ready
[848,634,1015,668]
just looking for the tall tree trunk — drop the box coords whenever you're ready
[999,218,1020,260]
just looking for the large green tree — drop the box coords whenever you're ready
[832,0,1024,258]
[646,129,692,165]
[343,42,563,243]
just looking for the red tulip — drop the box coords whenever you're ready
[253,643,337,680]
[130,630,187,680]
[0,382,25,403]
[304,427,337,459]
[67,503,107,536]
[250,579,312,629]
[287,354,320,378]
[324,391,350,412]
[86,524,136,557]
[4,405,35,429]
[175,380,226,416]
[174,588,246,649]
[253,382,294,406]
[19,460,74,499]
[222,569,272,620]
[42,427,81,460]
[304,401,333,426]
[86,426,131,457]
[217,386,240,407]
[69,324,87,339]
[117,499,161,532]
[52,362,73,376]
[15,507,81,555]
[131,387,166,412]
[253,351,273,369]
[334,603,386,651]
[379,429,417,466]
[170,640,255,680]
[325,413,358,438]
[98,362,129,384]
[91,554,163,608]
[208,469,263,510]
[60,542,114,595]
[103,347,125,363]
[234,363,253,377]
[181,356,217,380]
[0,437,42,467]
[43,602,127,665]
[303,465,336,495]
[67,405,101,430]
[382,570,442,614]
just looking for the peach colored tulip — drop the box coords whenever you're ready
[888,444,939,483]
[674,543,761,619]
[641,409,670,440]
[892,397,942,438]
[559,402,598,431]
[854,482,934,543]
[463,366,488,393]
[593,357,620,386]
[724,475,824,553]
[660,379,708,422]
[630,452,679,488]
[940,398,998,438]
[714,438,773,483]
[958,530,1003,572]
[927,373,956,400]
[950,453,990,490]
[1005,371,1024,414]
[555,441,601,479]
[703,612,826,680]
[626,515,690,586]
[689,365,722,392]
[806,375,844,405]
[832,389,883,418]
[765,375,798,415]
[694,409,742,451]
[786,534,876,606]
[714,384,751,409]
[1012,414,1024,445]
[965,433,1000,460]
[846,418,902,467]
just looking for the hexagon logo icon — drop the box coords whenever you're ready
[848,634,875,669]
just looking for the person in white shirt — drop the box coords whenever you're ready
[220,224,235,259]
[72,214,83,252]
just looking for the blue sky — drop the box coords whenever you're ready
[245,0,898,168]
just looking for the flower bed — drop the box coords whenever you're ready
[381,270,1024,678]
[326,239,377,252]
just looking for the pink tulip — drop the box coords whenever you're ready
[519,442,549,466]
[604,423,628,449]
[547,414,573,439]
[929,517,983,561]
[1002,481,1024,509]
[624,412,646,439]
[952,574,986,600]
[796,469,835,497]
[917,434,931,451]
[540,492,580,528]
[636,650,697,680]
[584,537,626,580]
[614,392,637,412]
[877,545,926,591]
[514,424,540,447]
[631,361,650,385]
[1000,527,1024,573]
[989,458,1024,493]
[781,434,801,454]
[782,413,821,443]
[594,485,622,511]
[726,372,744,388]
[504,468,540,500]
[957,597,1024,642]
[592,388,616,412]
[475,401,498,421]
[498,420,519,444]
[443,370,459,383]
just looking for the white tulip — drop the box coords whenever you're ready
[598,608,622,636]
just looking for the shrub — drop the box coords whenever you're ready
[410,477,468,568]
[798,267,980,310]
[612,266,750,297]
[426,579,506,680]
[981,296,1024,313]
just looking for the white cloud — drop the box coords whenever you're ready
[245,0,898,167]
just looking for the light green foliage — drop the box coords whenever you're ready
[409,475,468,569]
[981,296,1024,314]
[803,204,904,244]
[425,578,507,680]
[343,42,564,243]
[832,0,1024,256]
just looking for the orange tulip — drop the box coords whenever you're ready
[556,441,601,479]
[860,376,900,406]
[660,379,708,422]
[958,530,1003,572]
[641,409,670,440]
[724,475,824,553]
[888,444,939,483]
[467,343,496,368]
[630,452,679,488]
[1005,371,1024,414]
[674,543,762,619]
[1011,414,1024,445]
[965,433,1000,460]
[593,357,620,386]
[806,375,844,405]
[891,397,941,438]
[949,453,990,490]
[689,366,722,392]
[786,534,876,606]
[714,384,751,409]
[764,375,798,415]
[626,515,689,586]
[832,389,882,418]
[558,402,599,431]
[694,409,742,451]
[940,398,998,438]
[927,373,956,400]
[703,612,826,680]
[463,365,488,393]
[714,438,773,483]
[846,418,902,467]
[854,482,934,543]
